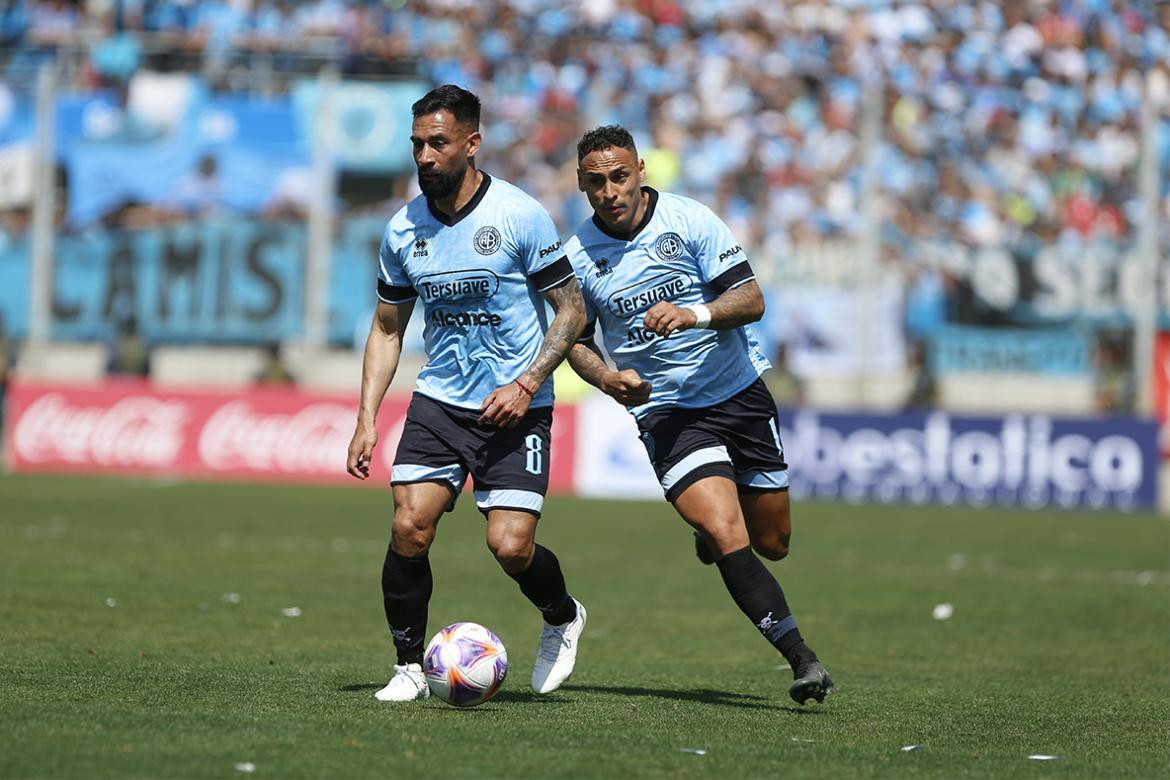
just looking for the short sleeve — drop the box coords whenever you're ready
[514,203,573,292]
[377,228,417,304]
[688,205,756,294]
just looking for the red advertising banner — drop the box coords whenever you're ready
[4,380,576,492]
[1156,332,1170,423]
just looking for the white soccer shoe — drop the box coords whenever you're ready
[531,598,587,694]
[373,663,429,702]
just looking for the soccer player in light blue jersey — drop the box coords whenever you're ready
[564,126,834,705]
[346,85,588,702]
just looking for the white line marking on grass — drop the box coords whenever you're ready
[1027,755,1059,761]
[677,748,706,756]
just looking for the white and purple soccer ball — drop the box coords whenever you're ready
[423,622,508,707]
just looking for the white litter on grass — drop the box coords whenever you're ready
[677,748,706,756]
[1028,755,1059,761]
[105,597,117,608]
[791,738,816,744]
[932,603,954,620]
[281,607,302,618]
[332,537,350,553]
[901,744,924,752]
[234,762,256,773]
[946,554,967,571]
[775,663,791,672]
[222,593,242,604]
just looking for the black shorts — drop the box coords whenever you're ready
[391,393,552,516]
[636,378,789,503]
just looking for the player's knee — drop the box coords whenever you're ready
[693,507,747,549]
[754,535,790,561]
[486,534,533,574]
[391,511,436,556]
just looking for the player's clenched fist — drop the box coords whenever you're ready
[601,369,652,406]
[346,421,378,479]
[643,301,698,338]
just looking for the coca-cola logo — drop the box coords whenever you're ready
[13,393,189,467]
[198,400,359,473]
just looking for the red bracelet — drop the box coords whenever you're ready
[515,378,536,396]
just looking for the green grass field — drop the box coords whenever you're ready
[1,473,1167,779]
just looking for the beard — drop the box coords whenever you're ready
[417,165,464,199]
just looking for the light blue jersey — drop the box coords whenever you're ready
[565,188,770,418]
[378,173,572,410]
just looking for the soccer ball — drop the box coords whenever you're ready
[423,622,508,707]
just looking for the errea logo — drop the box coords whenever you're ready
[413,237,429,258]
[718,245,742,262]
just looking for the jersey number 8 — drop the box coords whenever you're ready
[524,435,543,475]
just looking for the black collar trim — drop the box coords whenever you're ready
[428,171,491,226]
[592,187,658,241]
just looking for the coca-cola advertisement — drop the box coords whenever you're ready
[4,380,577,491]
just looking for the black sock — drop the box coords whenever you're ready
[381,545,432,666]
[715,546,817,667]
[507,544,576,625]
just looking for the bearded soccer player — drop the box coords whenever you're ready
[346,85,588,702]
[563,125,833,704]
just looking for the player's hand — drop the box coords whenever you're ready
[643,301,697,338]
[601,369,652,406]
[478,381,533,428]
[346,421,378,480]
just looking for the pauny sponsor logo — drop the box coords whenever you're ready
[718,245,742,262]
[607,272,691,317]
[538,239,562,259]
[416,270,500,303]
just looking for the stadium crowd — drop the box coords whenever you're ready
[0,0,1166,413]
[2,0,1166,256]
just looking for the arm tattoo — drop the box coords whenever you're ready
[521,276,586,388]
[706,280,764,329]
[567,340,610,389]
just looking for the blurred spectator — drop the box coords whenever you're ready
[765,344,804,409]
[106,314,150,377]
[254,341,294,385]
[904,339,936,411]
[171,153,223,216]
[0,311,10,432]
[1093,329,1134,415]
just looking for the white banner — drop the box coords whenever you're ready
[573,394,660,500]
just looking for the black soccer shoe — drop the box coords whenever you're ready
[788,660,835,705]
[694,531,715,565]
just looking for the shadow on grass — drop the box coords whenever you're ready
[340,682,826,714]
[562,684,820,712]
[339,683,384,692]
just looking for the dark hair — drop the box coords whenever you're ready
[411,84,481,129]
[577,125,637,161]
